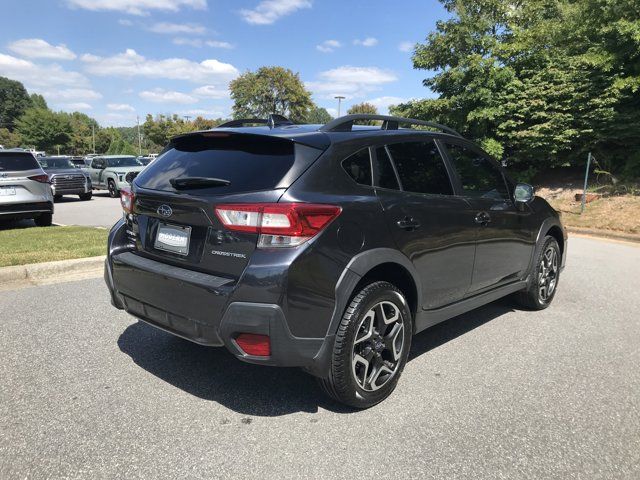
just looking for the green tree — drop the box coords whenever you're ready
[0,128,22,148]
[306,106,333,124]
[393,0,640,176]
[347,102,379,125]
[64,111,99,155]
[0,77,32,131]
[30,93,48,110]
[230,66,313,122]
[107,138,137,155]
[15,108,72,151]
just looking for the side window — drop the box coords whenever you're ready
[445,143,509,200]
[386,141,453,195]
[342,148,372,186]
[91,159,101,169]
[374,147,400,190]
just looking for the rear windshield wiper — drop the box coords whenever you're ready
[170,177,231,190]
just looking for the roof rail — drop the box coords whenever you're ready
[319,114,462,137]
[217,114,294,129]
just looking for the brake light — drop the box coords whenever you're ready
[120,187,135,214]
[215,203,341,248]
[28,174,50,184]
[235,333,271,357]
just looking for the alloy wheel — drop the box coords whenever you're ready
[538,245,559,302]
[351,301,405,392]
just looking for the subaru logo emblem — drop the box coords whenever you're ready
[157,204,173,217]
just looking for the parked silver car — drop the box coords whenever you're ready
[0,150,54,226]
[38,156,92,201]
[87,156,144,198]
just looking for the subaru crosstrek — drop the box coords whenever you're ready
[105,114,567,408]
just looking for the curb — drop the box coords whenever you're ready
[0,255,106,289]
[567,227,640,244]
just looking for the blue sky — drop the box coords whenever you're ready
[0,0,446,126]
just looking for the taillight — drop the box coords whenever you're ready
[120,187,135,214]
[235,333,271,357]
[215,203,341,248]
[28,174,50,184]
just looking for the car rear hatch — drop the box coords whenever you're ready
[0,152,49,205]
[126,130,327,281]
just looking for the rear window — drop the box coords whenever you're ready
[0,153,40,172]
[135,134,296,194]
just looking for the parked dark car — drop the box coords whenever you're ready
[105,114,567,408]
[38,156,92,201]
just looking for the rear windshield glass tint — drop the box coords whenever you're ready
[0,153,40,171]
[135,134,295,194]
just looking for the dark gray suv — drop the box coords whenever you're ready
[105,114,567,408]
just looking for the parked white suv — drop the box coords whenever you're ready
[0,150,54,226]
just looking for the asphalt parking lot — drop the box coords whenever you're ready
[1,236,639,479]
[53,192,122,228]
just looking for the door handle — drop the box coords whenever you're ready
[397,216,421,231]
[474,212,491,225]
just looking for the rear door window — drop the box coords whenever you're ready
[135,133,296,195]
[0,153,40,171]
[386,141,453,195]
[374,147,400,190]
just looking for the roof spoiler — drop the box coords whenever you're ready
[216,114,294,129]
[319,114,462,137]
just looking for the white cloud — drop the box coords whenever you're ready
[0,53,90,90]
[366,96,407,114]
[8,38,76,60]
[66,0,207,16]
[148,22,206,35]
[398,41,414,53]
[139,88,198,104]
[173,38,234,49]
[81,49,239,84]
[180,109,224,118]
[306,66,398,98]
[108,103,135,112]
[326,107,338,117]
[353,37,378,47]
[118,18,133,26]
[192,85,230,99]
[240,0,311,25]
[40,88,103,102]
[316,40,341,53]
[60,102,93,111]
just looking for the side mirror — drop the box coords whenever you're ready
[514,183,534,209]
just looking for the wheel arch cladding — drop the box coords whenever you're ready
[546,225,564,254]
[357,263,418,320]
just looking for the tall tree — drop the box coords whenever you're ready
[15,108,72,151]
[30,93,48,110]
[347,102,379,125]
[230,66,313,122]
[392,0,640,174]
[306,106,333,124]
[0,76,32,131]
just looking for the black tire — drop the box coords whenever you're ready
[53,195,62,201]
[107,179,118,198]
[318,281,413,408]
[79,192,92,201]
[34,213,53,227]
[516,235,561,310]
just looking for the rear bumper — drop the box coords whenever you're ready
[0,201,53,217]
[105,221,325,370]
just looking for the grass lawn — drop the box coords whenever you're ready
[0,226,108,267]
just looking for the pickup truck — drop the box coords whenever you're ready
[87,156,145,197]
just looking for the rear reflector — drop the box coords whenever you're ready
[235,333,271,357]
[28,174,50,184]
[120,187,135,214]
[215,203,341,248]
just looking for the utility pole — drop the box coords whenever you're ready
[136,115,142,155]
[183,115,192,122]
[92,124,96,154]
[334,96,346,117]
[580,152,593,214]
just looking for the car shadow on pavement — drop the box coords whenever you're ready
[117,298,515,416]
